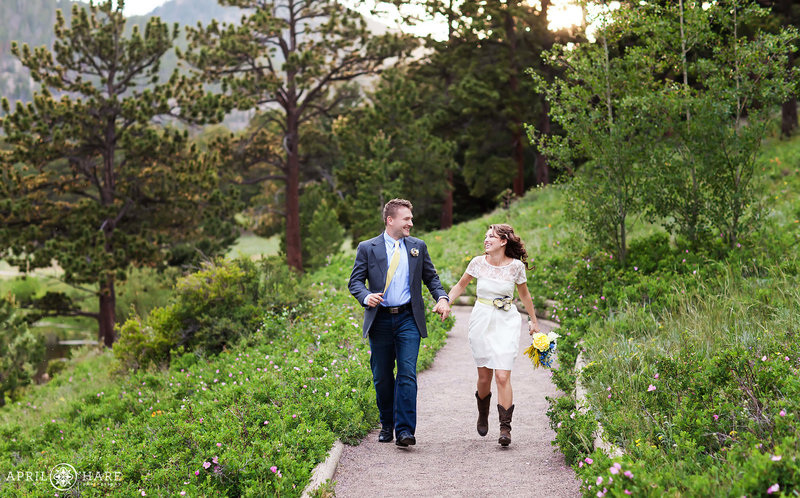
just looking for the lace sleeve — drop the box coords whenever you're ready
[515,260,527,285]
[466,256,482,278]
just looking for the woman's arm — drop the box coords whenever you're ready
[448,272,474,302]
[517,283,540,334]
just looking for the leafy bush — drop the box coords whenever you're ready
[0,296,45,407]
[115,257,310,370]
[0,261,453,496]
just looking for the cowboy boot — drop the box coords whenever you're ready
[497,404,514,447]
[475,391,492,436]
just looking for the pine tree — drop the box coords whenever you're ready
[0,1,236,347]
[183,0,416,271]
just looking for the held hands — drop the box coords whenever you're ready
[528,319,540,335]
[432,298,451,321]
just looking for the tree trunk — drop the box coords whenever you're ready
[98,276,116,348]
[781,98,797,138]
[535,100,551,186]
[285,109,303,272]
[440,169,454,229]
[506,9,525,197]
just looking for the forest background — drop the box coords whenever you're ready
[2,0,800,496]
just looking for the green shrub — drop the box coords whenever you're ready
[0,296,45,407]
[0,262,453,496]
[115,258,310,370]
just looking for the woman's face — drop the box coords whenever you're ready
[484,228,506,253]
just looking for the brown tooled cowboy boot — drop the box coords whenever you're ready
[497,404,514,447]
[475,391,492,436]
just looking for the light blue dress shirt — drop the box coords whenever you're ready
[381,231,411,307]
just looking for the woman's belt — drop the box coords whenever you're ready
[476,296,513,311]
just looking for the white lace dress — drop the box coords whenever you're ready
[466,256,527,370]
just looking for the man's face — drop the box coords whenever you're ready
[386,207,413,239]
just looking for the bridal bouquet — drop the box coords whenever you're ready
[523,331,560,369]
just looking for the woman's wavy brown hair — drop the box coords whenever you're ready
[489,224,532,270]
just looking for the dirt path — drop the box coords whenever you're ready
[332,306,581,497]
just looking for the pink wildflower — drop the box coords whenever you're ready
[647,384,657,391]
[624,471,634,479]
[780,410,787,417]
[767,484,780,494]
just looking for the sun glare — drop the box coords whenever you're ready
[348,1,586,41]
[547,0,584,31]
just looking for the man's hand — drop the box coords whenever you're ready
[432,298,451,321]
[365,293,384,308]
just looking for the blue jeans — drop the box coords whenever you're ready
[368,310,421,437]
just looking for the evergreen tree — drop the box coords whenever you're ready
[333,68,455,242]
[183,0,416,271]
[0,1,235,347]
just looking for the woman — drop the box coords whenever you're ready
[447,224,539,446]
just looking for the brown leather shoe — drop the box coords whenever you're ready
[497,404,514,447]
[475,391,492,437]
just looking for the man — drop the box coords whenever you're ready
[349,199,451,447]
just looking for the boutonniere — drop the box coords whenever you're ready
[410,248,419,257]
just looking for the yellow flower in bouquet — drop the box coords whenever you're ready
[532,332,550,352]
[524,331,561,369]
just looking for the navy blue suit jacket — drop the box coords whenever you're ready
[349,234,447,338]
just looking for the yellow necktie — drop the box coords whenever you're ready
[383,240,401,294]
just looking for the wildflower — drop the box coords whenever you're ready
[654,374,659,379]
[585,457,594,464]
[610,467,619,475]
[194,470,199,476]
[767,484,780,494]
[713,414,719,421]
[596,476,603,485]
[772,455,782,461]
[180,492,186,496]
[203,462,211,469]
[624,490,632,495]
[216,442,222,447]
[624,471,634,479]
[647,385,657,392]
[270,466,278,473]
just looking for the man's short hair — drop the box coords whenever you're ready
[383,198,413,224]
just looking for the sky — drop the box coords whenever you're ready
[121,0,586,37]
